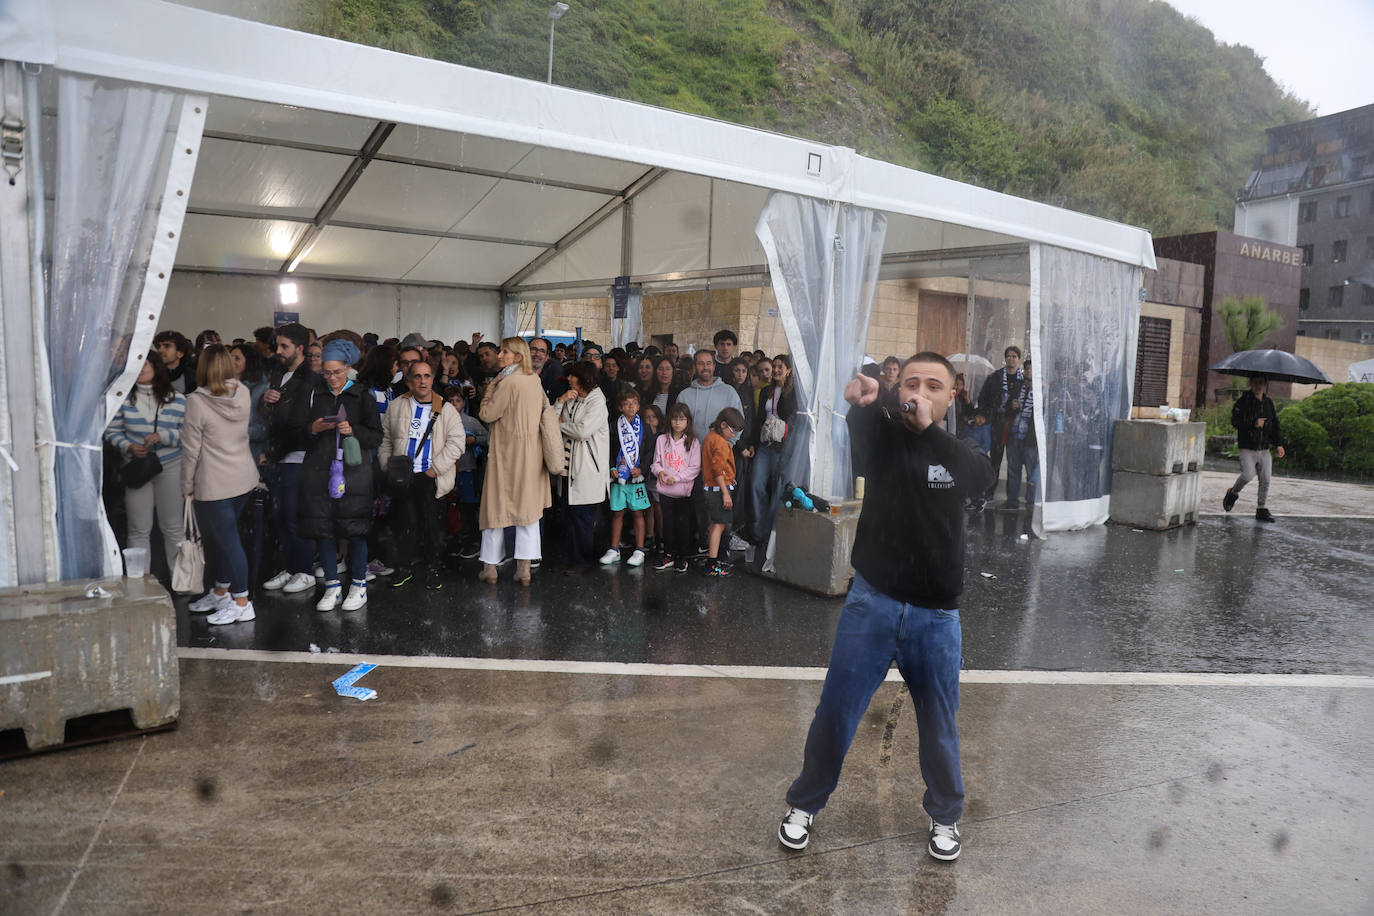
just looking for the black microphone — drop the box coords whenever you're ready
[900,401,915,413]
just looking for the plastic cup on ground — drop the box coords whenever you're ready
[122,547,148,578]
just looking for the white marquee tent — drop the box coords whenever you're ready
[0,0,1155,586]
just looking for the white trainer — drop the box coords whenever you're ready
[778,807,814,850]
[626,549,646,568]
[598,549,621,565]
[207,600,254,625]
[263,570,291,590]
[188,590,231,614]
[316,584,341,611]
[282,572,316,594]
[341,585,367,611]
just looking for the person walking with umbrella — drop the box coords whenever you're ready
[1223,374,1285,522]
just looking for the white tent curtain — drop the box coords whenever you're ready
[1033,244,1140,531]
[501,295,520,340]
[49,74,182,578]
[612,287,643,350]
[755,192,887,500]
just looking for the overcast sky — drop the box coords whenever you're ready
[1163,0,1374,116]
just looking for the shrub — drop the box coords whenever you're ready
[1277,383,1374,475]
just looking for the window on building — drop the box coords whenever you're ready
[1326,329,1341,340]
[1299,288,1310,311]
[1335,196,1352,218]
[1328,285,1344,309]
[1299,201,1317,223]
[1300,244,1314,266]
[1333,240,1347,263]
[1364,284,1374,306]
[1365,236,1374,261]
[1354,155,1370,178]
[1296,330,1306,337]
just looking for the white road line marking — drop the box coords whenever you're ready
[175,648,1374,688]
[0,670,52,685]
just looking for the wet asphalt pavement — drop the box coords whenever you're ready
[178,512,1374,676]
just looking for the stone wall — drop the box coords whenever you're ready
[1292,336,1374,398]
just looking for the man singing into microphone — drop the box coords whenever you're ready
[777,352,994,861]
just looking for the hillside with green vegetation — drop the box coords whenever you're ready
[300,0,1312,236]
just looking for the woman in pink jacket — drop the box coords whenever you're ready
[649,401,701,573]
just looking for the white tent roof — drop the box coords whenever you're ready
[9,0,1156,299]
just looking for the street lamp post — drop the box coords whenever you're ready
[547,2,570,84]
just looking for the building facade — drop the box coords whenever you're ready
[1152,232,1302,406]
[1234,104,1374,343]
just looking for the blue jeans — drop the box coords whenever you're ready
[786,571,965,824]
[319,537,368,588]
[270,462,313,575]
[750,443,784,542]
[194,493,250,597]
[1006,436,1039,507]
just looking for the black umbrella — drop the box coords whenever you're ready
[1210,349,1331,385]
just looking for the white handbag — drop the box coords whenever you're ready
[171,500,205,594]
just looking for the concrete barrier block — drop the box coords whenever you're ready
[1109,470,1202,530]
[1,576,179,750]
[1112,420,1206,475]
[769,500,862,597]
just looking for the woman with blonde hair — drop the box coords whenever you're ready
[181,345,260,625]
[477,337,550,585]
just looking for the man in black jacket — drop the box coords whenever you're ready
[1223,374,1285,522]
[777,352,994,862]
[976,345,1025,495]
[259,323,319,593]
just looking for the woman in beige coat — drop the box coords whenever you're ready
[181,346,260,625]
[478,337,550,585]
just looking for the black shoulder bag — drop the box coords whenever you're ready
[386,404,439,490]
[119,405,164,490]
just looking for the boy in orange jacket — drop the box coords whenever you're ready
[702,407,746,577]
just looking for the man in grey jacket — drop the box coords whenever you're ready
[676,351,743,552]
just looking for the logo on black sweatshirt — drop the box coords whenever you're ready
[927,464,954,489]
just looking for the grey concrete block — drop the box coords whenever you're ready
[769,500,862,597]
[1112,420,1206,476]
[1109,470,1202,530]
[1,576,179,750]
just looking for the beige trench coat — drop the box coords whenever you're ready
[478,370,551,529]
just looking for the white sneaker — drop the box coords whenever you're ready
[189,590,231,614]
[778,807,814,850]
[314,561,346,578]
[599,549,621,565]
[207,600,255,625]
[626,549,646,568]
[263,570,291,590]
[282,572,316,594]
[928,819,961,861]
[341,585,367,611]
[729,534,750,552]
[316,584,341,611]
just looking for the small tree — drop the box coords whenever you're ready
[1217,295,1284,353]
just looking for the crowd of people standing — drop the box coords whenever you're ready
[107,323,822,620]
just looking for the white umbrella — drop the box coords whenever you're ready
[1349,357,1374,383]
[947,353,995,370]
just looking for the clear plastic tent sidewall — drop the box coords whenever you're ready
[49,72,187,578]
[755,192,886,502]
[1033,244,1140,531]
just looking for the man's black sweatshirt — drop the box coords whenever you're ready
[848,401,995,609]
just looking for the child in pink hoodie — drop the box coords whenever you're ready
[650,402,701,573]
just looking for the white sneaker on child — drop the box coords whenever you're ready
[626,549,646,567]
[598,549,621,565]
